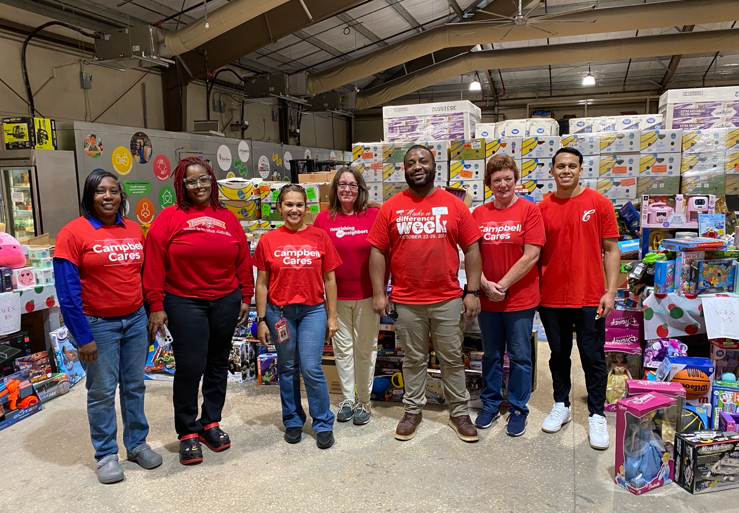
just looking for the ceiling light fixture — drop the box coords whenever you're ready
[204,0,209,29]
[469,72,482,92]
[582,64,595,86]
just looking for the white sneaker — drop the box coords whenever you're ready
[541,402,572,433]
[588,414,610,450]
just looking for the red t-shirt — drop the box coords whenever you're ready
[472,199,546,312]
[143,205,254,312]
[253,225,342,306]
[313,207,379,301]
[55,217,144,317]
[367,188,482,305]
[538,188,620,308]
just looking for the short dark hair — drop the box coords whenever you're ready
[80,170,126,219]
[277,184,307,205]
[552,147,583,166]
[403,144,436,167]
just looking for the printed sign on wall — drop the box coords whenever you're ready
[217,145,232,171]
[130,132,153,164]
[136,198,155,224]
[112,146,133,175]
[158,185,175,209]
[153,155,171,181]
[238,140,250,162]
[84,134,103,158]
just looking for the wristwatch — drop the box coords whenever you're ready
[463,285,480,297]
[257,316,267,323]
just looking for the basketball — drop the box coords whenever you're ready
[671,368,711,399]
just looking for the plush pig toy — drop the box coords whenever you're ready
[0,232,28,269]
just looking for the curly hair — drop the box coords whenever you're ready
[173,156,222,212]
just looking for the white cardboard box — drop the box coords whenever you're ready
[599,154,640,177]
[366,182,383,203]
[485,137,522,159]
[520,159,553,180]
[521,136,561,159]
[383,101,481,142]
[435,162,449,182]
[640,130,683,153]
[447,180,485,201]
[639,153,681,176]
[450,160,485,181]
[597,177,638,200]
[600,131,640,153]
[561,134,600,156]
[569,118,595,134]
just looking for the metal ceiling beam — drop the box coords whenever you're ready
[294,29,351,62]
[0,0,137,31]
[177,0,364,79]
[355,28,739,109]
[385,0,423,34]
[336,12,388,47]
[660,25,695,89]
[308,0,739,95]
[447,0,465,19]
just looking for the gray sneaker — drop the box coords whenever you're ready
[127,443,163,470]
[96,455,124,484]
[353,403,371,425]
[337,398,355,422]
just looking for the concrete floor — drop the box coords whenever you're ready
[2,342,738,513]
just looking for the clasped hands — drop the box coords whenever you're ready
[481,278,507,302]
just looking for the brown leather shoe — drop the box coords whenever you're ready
[449,415,479,442]
[395,412,422,441]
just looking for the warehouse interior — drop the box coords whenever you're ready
[1,1,739,512]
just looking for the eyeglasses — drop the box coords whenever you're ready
[338,182,358,191]
[183,175,212,188]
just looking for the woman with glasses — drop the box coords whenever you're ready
[313,167,380,426]
[54,170,162,484]
[143,157,254,465]
[471,155,545,437]
[254,184,342,449]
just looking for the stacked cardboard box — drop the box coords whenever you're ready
[476,118,559,139]
[568,115,663,134]
[681,129,727,196]
[637,129,683,196]
[659,86,739,129]
[382,101,481,142]
[448,138,487,207]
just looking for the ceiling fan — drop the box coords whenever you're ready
[453,0,597,40]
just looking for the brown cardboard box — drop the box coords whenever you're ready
[299,357,342,394]
[298,171,337,183]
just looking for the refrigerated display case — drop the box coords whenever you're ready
[0,150,80,238]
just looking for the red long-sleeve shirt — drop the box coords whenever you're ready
[143,205,254,312]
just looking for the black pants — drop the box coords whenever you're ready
[539,306,607,416]
[165,288,242,436]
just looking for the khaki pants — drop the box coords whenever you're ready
[394,298,469,417]
[334,297,379,404]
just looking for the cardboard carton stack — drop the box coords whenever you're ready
[448,138,487,207]
[637,129,683,197]
[659,86,739,130]
[382,101,481,142]
[681,128,727,196]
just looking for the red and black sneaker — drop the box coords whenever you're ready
[199,422,231,452]
[179,434,203,465]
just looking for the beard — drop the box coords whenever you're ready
[405,169,433,189]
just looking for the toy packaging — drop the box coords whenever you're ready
[688,259,736,295]
[228,339,252,383]
[0,267,12,292]
[699,213,726,238]
[0,331,31,377]
[641,194,716,230]
[0,369,42,431]
[33,372,70,403]
[644,338,688,370]
[49,326,86,386]
[13,351,52,383]
[144,327,175,381]
[710,341,739,378]
[675,250,705,295]
[257,353,278,385]
[654,260,676,295]
[11,267,36,290]
[604,338,643,412]
[614,393,677,495]
[718,411,739,433]
[674,430,739,494]
[657,356,715,426]
[711,380,739,429]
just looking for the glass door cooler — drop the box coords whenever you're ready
[2,167,37,238]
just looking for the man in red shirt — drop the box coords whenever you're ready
[538,147,620,450]
[368,145,482,443]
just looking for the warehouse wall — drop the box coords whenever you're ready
[0,35,165,129]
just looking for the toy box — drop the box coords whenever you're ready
[34,268,54,286]
[11,267,35,290]
[520,136,560,159]
[710,380,739,428]
[520,159,552,180]
[13,351,51,383]
[625,379,687,434]
[484,137,522,159]
[28,246,53,260]
[710,342,739,378]
[606,309,643,331]
[699,214,726,238]
[654,260,676,295]
[450,138,486,161]
[0,331,31,377]
[561,134,600,156]
[30,257,53,269]
[33,372,70,403]
[640,130,683,153]
[0,267,12,292]
[676,250,705,295]
[601,130,640,154]
[600,154,639,177]
[637,175,681,195]
[674,430,739,494]
[688,259,736,295]
[640,194,716,230]
[604,338,643,412]
[33,117,56,150]
[614,393,677,495]
[257,353,278,385]
[718,411,739,433]
[658,356,715,425]
[597,178,638,201]
[639,153,680,176]
[228,339,248,383]
[449,160,485,181]
[644,339,688,370]
[0,369,42,431]
[618,202,640,237]
[144,329,175,381]
[49,326,85,386]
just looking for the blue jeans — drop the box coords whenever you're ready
[74,306,150,461]
[265,302,335,433]
[478,308,535,415]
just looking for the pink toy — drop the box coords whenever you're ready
[626,379,687,399]
[647,202,674,224]
[605,339,643,412]
[605,309,643,330]
[718,411,739,433]
[687,196,710,223]
[615,393,677,495]
[0,233,27,269]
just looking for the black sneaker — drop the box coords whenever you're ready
[179,434,203,465]
[284,427,302,444]
[316,431,334,449]
[199,422,231,452]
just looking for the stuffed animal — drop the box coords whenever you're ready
[0,232,27,269]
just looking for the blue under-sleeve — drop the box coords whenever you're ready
[53,258,94,345]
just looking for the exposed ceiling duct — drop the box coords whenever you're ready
[161,0,291,57]
[306,0,739,95]
[354,28,739,109]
